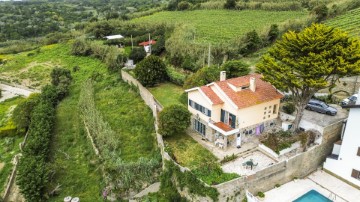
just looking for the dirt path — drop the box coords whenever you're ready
[0,83,38,102]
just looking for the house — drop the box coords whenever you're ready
[323,88,360,188]
[139,40,156,53]
[185,72,283,150]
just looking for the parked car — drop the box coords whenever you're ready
[341,94,358,106]
[305,99,337,116]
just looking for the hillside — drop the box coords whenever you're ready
[325,7,360,38]
[132,10,308,44]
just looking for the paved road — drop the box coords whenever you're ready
[0,83,37,102]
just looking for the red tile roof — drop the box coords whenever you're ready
[215,74,283,109]
[139,40,156,46]
[214,122,234,132]
[200,86,224,105]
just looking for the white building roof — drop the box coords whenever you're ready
[104,35,124,40]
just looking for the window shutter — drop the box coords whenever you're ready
[189,99,192,107]
[208,110,211,117]
[351,169,359,179]
[357,147,360,156]
[221,109,225,122]
[230,113,236,128]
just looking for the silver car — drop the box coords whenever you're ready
[305,99,337,116]
[341,94,358,106]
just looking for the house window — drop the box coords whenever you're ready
[357,147,360,156]
[221,109,236,128]
[351,169,360,180]
[189,99,211,117]
[264,112,266,115]
[268,115,270,118]
[194,119,206,136]
[264,107,267,110]
[273,104,278,114]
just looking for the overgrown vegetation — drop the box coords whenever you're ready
[134,55,168,87]
[159,105,191,137]
[165,133,239,185]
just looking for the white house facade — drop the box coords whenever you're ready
[185,72,283,150]
[323,89,360,187]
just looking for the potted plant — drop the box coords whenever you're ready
[257,192,265,201]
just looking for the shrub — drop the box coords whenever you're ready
[240,30,263,56]
[268,24,279,43]
[224,0,236,9]
[134,55,168,87]
[159,105,191,137]
[257,192,265,198]
[50,67,73,100]
[221,60,250,79]
[177,1,191,11]
[282,102,295,114]
[129,47,146,63]
[12,94,40,131]
[166,66,187,86]
[71,38,92,56]
[220,153,238,164]
[183,66,220,89]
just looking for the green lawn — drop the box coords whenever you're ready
[148,82,184,107]
[325,7,360,38]
[165,133,239,185]
[132,10,308,44]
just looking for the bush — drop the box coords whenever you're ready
[240,30,263,56]
[183,66,220,89]
[224,0,236,9]
[282,102,295,114]
[221,60,250,79]
[166,66,187,86]
[158,105,191,137]
[178,1,192,11]
[257,192,265,198]
[12,94,40,131]
[134,55,168,87]
[129,47,146,63]
[220,153,238,164]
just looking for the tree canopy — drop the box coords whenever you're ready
[158,104,191,137]
[257,23,360,130]
[221,60,250,79]
[183,66,220,89]
[134,55,168,87]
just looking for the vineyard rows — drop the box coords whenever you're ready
[326,8,360,37]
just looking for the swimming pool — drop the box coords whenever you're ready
[293,190,332,202]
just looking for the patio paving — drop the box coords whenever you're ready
[221,150,277,176]
[263,170,359,202]
[187,130,259,159]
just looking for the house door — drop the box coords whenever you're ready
[194,119,206,137]
[236,133,241,148]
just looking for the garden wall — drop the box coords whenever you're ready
[214,119,344,201]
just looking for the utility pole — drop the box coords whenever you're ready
[149,33,152,55]
[207,44,211,67]
[131,35,133,50]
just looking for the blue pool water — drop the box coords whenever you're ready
[293,190,332,202]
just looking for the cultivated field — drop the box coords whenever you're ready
[132,10,308,44]
[326,7,360,38]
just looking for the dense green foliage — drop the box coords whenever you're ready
[129,47,146,63]
[257,23,360,129]
[17,84,64,202]
[0,0,164,41]
[159,105,191,137]
[184,66,220,89]
[12,94,40,131]
[221,60,251,79]
[134,55,168,86]
[240,30,263,56]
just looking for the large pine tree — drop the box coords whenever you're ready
[257,23,360,130]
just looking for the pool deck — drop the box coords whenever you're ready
[263,170,359,202]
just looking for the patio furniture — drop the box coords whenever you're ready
[245,160,257,170]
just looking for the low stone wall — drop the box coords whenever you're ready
[214,120,343,201]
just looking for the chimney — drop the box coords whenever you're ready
[220,71,226,81]
[250,77,256,92]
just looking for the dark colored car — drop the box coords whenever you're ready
[341,94,358,106]
[305,99,337,116]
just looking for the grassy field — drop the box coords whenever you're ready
[132,10,308,43]
[148,82,184,107]
[326,7,360,38]
[0,42,160,200]
[165,133,239,185]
